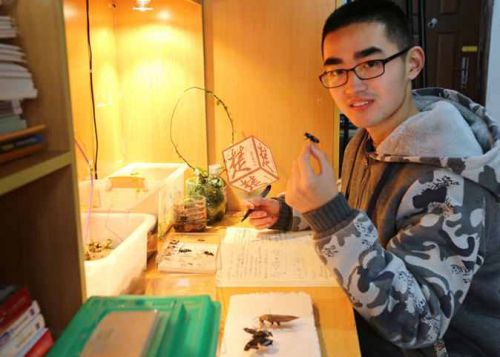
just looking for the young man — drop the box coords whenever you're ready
[245,1,500,356]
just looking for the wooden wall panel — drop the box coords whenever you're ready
[204,0,337,205]
[114,0,207,168]
[64,0,206,181]
[64,0,93,181]
[64,0,124,180]
[86,1,124,177]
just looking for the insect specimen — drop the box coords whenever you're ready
[304,132,320,143]
[259,314,299,326]
[243,327,273,351]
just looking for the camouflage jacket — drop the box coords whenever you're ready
[273,88,500,357]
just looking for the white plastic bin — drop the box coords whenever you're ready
[79,163,187,236]
[109,163,187,236]
[82,212,156,297]
[78,179,160,213]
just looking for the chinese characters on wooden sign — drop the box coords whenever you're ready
[222,136,278,192]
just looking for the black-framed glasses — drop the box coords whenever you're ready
[319,47,412,88]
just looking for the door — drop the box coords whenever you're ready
[398,0,492,104]
[424,0,491,103]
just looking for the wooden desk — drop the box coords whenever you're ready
[144,213,361,357]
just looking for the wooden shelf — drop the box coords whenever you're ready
[0,150,73,196]
[0,0,84,336]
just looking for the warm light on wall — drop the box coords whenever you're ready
[63,3,78,20]
[133,0,153,12]
[157,10,172,21]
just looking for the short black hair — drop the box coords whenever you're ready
[322,0,413,52]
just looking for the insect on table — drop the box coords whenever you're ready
[242,314,300,351]
[259,314,299,326]
[243,328,273,351]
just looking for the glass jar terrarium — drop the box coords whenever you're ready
[173,196,207,232]
[185,169,227,225]
[169,87,234,225]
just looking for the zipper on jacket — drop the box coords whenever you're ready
[355,153,371,210]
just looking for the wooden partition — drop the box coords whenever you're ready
[0,0,84,335]
[64,0,206,180]
[203,0,338,206]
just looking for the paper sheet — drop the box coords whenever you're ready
[220,292,321,357]
[216,228,337,287]
[157,241,218,273]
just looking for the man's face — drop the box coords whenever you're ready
[322,22,412,130]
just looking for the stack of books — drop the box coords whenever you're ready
[0,12,38,101]
[0,285,53,357]
[0,59,37,101]
[0,123,45,164]
[0,7,43,165]
[0,100,25,134]
[0,14,16,39]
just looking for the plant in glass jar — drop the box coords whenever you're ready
[185,166,226,225]
[170,86,234,225]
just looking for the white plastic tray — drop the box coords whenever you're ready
[83,212,156,297]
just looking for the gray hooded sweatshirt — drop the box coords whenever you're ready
[273,88,500,357]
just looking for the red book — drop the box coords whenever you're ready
[0,287,32,333]
[25,329,54,357]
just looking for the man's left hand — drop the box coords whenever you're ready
[285,142,338,213]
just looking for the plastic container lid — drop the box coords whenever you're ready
[48,295,221,357]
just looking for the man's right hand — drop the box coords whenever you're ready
[242,197,280,229]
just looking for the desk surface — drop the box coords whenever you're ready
[144,212,361,357]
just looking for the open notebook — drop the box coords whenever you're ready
[216,227,337,287]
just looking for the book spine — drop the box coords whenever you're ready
[0,300,40,348]
[0,285,17,304]
[11,100,22,115]
[0,134,43,154]
[0,313,45,355]
[0,142,44,165]
[0,117,26,135]
[0,100,21,116]
[0,287,32,333]
[23,328,53,357]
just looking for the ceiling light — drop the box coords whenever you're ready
[133,0,153,12]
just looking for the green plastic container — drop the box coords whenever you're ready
[48,295,220,357]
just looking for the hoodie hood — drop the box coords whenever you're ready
[370,88,500,198]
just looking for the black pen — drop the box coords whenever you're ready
[241,184,272,222]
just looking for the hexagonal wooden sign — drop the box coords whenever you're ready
[222,136,278,192]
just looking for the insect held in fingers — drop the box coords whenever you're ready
[304,132,320,144]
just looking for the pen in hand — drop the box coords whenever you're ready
[241,184,272,222]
